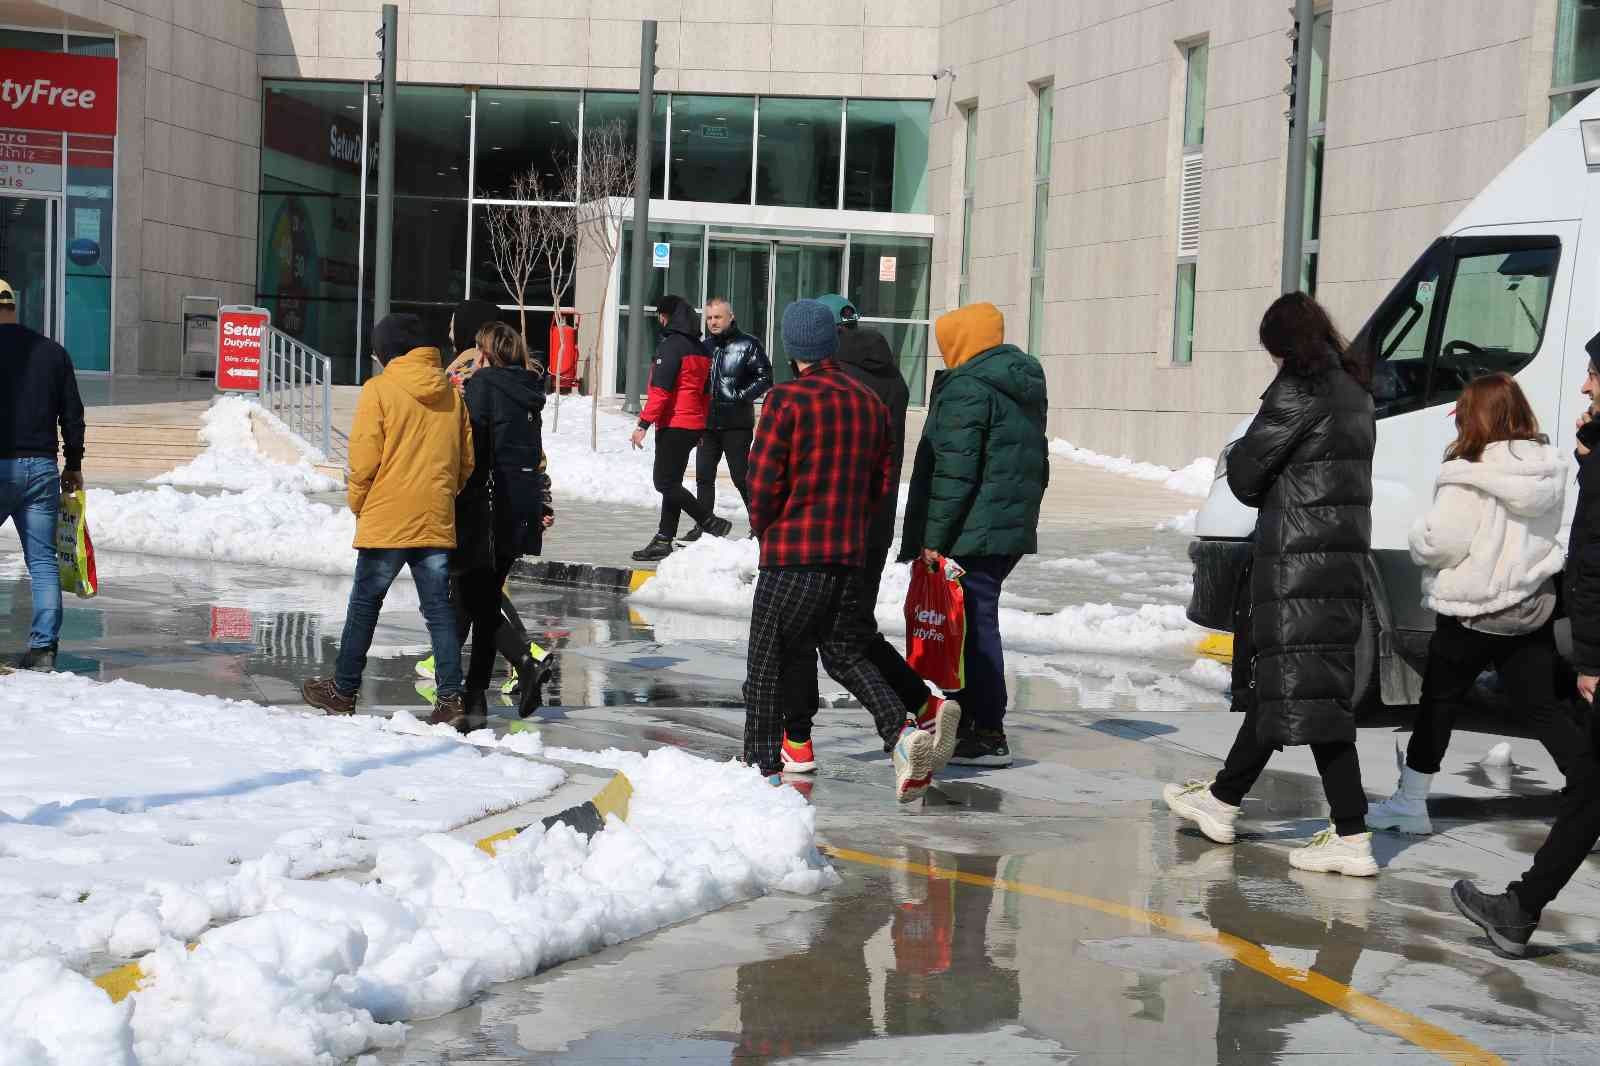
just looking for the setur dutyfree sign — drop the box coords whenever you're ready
[0,49,118,136]
[216,306,270,392]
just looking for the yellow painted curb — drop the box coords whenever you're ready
[93,772,635,1003]
[628,570,653,593]
[1195,633,1233,663]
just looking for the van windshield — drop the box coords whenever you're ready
[1359,237,1560,419]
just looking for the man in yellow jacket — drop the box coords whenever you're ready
[303,314,475,726]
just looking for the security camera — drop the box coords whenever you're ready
[932,66,956,81]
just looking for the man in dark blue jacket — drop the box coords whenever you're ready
[0,278,86,671]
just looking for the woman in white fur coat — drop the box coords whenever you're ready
[1370,372,1582,834]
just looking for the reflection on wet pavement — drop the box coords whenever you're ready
[8,548,1600,1062]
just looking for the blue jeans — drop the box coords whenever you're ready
[334,548,462,698]
[953,554,1021,734]
[0,458,62,650]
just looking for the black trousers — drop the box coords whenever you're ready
[696,428,753,515]
[744,568,908,775]
[456,560,514,693]
[653,426,713,538]
[1510,708,1600,915]
[1211,604,1367,836]
[1410,615,1581,777]
[782,530,929,743]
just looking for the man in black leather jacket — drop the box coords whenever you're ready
[691,297,772,532]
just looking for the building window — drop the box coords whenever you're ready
[1300,12,1331,294]
[1553,0,1600,123]
[669,94,754,204]
[474,89,579,200]
[1183,41,1208,149]
[1174,41,1207,364]
[756,97,842,209]
[582,91,667,201]
[957,105,978,306]
[844,99,930,213]
[848,234,933,398]
[1027,82,1053,354]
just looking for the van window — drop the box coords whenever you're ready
[1430,246,1560,408]
[1360,237,1560,419]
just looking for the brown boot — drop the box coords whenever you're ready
[428,692,467,731]
[303,677,357,715]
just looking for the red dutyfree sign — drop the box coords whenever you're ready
[0,48,118,136]
[216,306,270,392]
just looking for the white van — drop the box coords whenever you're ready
[1188,92,1600,707]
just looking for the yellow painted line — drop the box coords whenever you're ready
[628,569,653,593]
[476,827,521,855]
[1195,633,1234,663]
[590,771,633,821]
[822,845,1504,1066]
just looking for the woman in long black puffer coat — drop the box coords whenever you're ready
[453,322,553,724]
[1163,292,1379,878]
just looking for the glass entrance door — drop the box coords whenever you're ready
[706,237,843,384]
[0,195,55,337]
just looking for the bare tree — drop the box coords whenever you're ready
[571,118,637,451]
[480,169,543,344]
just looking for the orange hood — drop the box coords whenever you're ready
[935,303,1005,369]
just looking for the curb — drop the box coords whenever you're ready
[510,558,653,594]
[90,769,635,1004]
[1194,634,1233,663]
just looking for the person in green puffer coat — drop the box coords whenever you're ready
[900,302,1049,768]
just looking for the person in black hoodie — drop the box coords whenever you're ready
[1450,333,1600,957]
[0,277,85,672]
[453,322,554,722]
[686,296,771,538]
[630,294,731,561]
[774,294,950,775]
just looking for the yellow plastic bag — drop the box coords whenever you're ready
[55,490,98,598]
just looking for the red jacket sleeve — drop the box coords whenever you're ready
[747,390,792,538]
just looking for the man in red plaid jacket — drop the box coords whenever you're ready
[743,299,959,802]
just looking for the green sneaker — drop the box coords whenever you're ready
[415,680,437,703]
[501,674,519,696]
[415,655,436,680]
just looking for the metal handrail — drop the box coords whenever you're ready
[260,328,345,463]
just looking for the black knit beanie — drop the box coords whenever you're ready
[372,313,431,364]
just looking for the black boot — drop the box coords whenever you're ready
[700,515,733,538]
[516,659,553,719]
[632,534,674,562]
[1452,880,1537,957]
[461,689,490,733]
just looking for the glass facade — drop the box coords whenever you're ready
[756,97,841,209]
[1028,83,1054,354]
[258,81,932,384]
[1172,262,1197,365]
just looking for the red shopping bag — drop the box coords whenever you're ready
[904,555,966,691]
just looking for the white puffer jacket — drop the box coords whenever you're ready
[1410,440,1567,618]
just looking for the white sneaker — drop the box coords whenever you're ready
[1288,827,1379,877]
[893,726,936,804]
[1366,742,1434,834]
[1162,779,1240,844]
[915,696,962,772]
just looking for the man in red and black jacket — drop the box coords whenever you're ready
[743,299,958,804]
[629,295,730,561]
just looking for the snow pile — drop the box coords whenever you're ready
[544,395,746,518]
[151,395,341,494]
[632,538,1206,660]
[0,671,565,970]
[0,675,833,1063]
[72,485,360,575]
[1049,439,1216,498]
[1157,510,1198,534]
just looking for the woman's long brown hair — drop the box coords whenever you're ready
[1445,372,1547,461]
[476,321,530,369]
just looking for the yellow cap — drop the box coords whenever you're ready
[0,279,13,307]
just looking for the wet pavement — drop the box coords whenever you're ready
[7,546,1600,1063]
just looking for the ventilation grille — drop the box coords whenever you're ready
[1178,151,1204,258]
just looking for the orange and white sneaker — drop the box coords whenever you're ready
[780,735,817,774]
[914,696,962,772]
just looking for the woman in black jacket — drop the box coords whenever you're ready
[454,322,554,721]
[1164,293,1379,877]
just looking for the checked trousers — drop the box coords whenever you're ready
[744,567,909,775]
